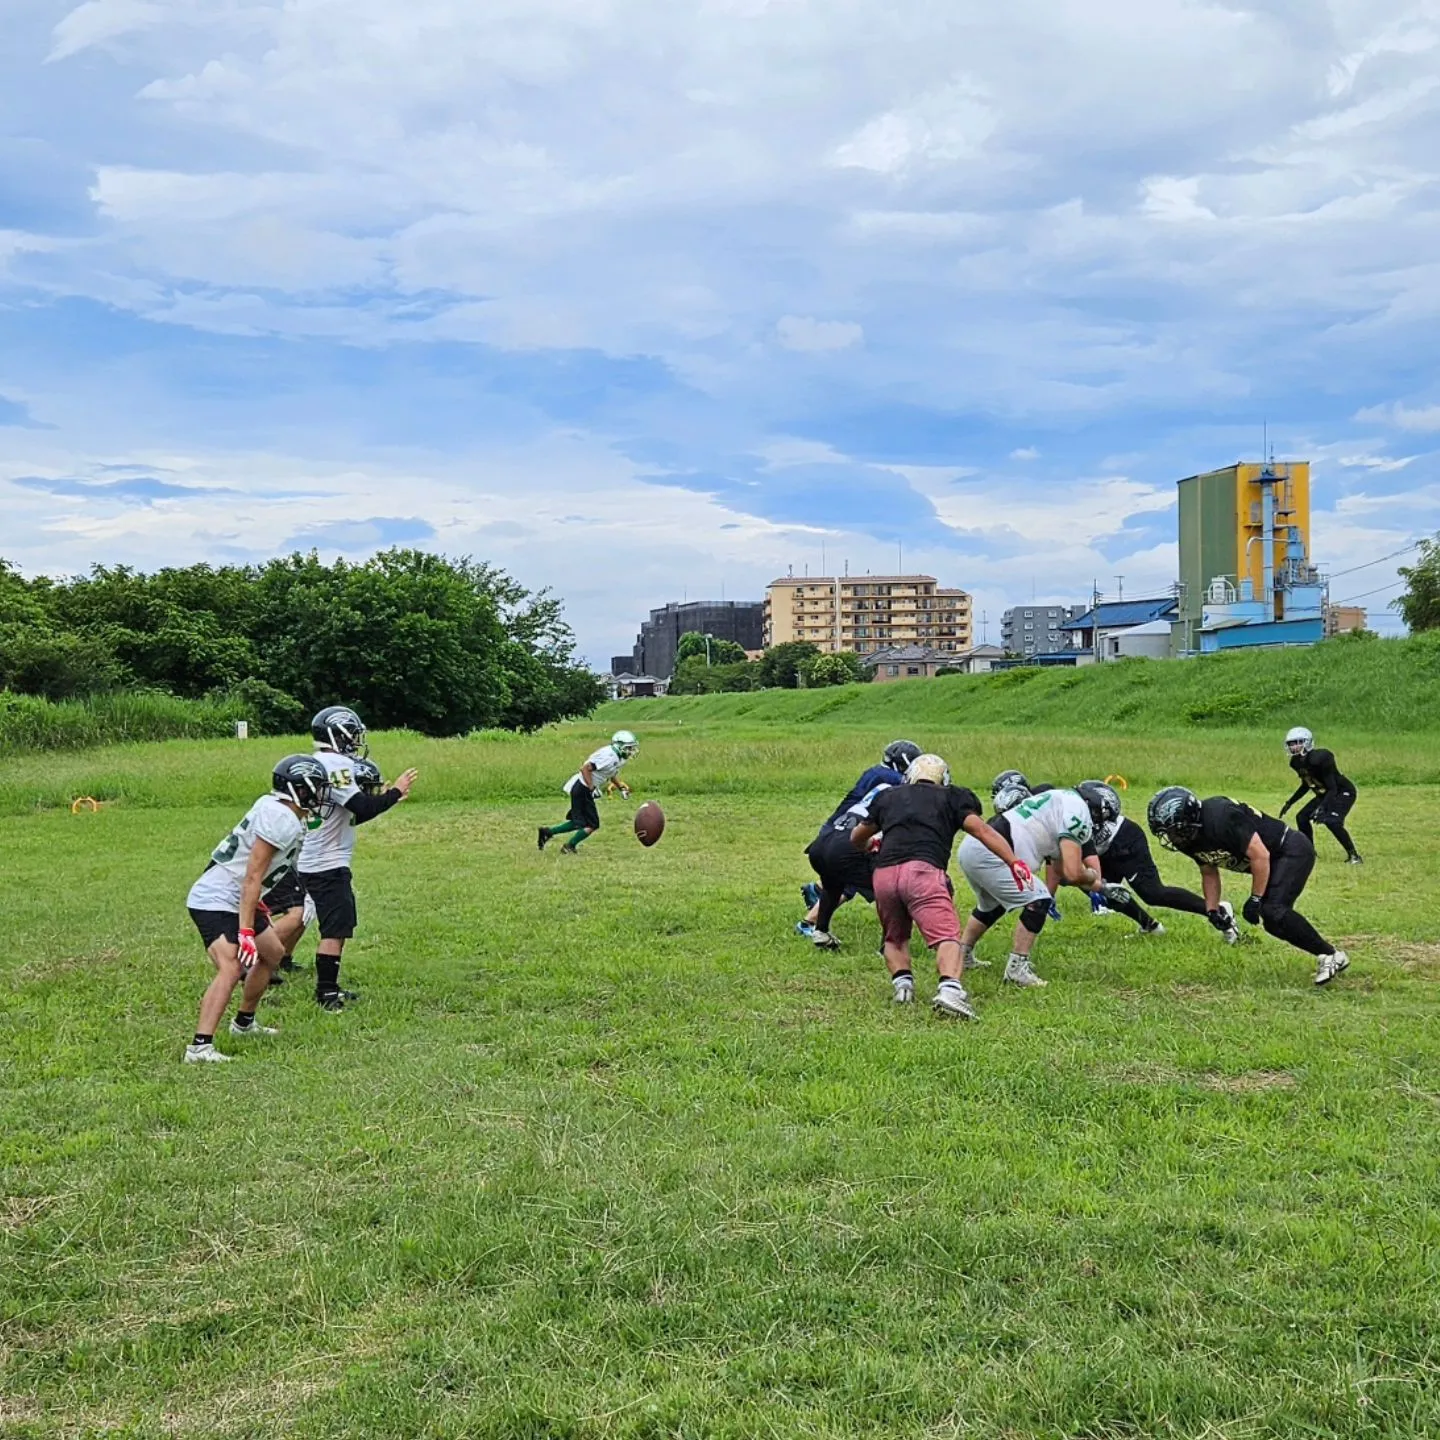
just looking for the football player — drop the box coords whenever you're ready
[849,755,1032,1019]
[299,708,419,1011]
[1147,787,1349,984]
[1077,780,1239,943]
[1280,727,1362,864]
[539,730,639,855]
[796,740,921,936]
[803,780,895,950]
[183,754,330,1062]
[957,786,1102,988]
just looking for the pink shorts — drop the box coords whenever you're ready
[873,860,961,950]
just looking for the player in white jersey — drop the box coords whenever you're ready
[538,730,639,855]
[298,706,418,1011]
[183,755,330,1063]
[956,786,1102,988]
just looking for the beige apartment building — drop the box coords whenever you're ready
[764,575,974,655]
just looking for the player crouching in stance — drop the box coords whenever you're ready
[1077,781,1239,944]
[183,755,330,1062]
[1147,787,1349,985]
[1280,727,1362,865]
[848,755,1032,1019]
[539,731,638,855]
[300,708,419,1011]
[957,785,1100,988]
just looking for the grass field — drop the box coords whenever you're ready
[3,709,1440,1438]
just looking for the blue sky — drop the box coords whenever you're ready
[3,0,1438,664]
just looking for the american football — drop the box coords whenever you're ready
[633,800,665,846]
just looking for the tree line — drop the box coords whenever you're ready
[666,635,871,694]
[0,550,604,735]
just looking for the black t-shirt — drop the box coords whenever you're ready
[1175,797,1288,873]
[868,783,982,871]
[1290,749,1352,797]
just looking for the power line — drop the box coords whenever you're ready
[1333,579,1406,605]
[1326,540,1420,582]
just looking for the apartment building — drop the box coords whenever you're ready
[764,575,973,654]
[1001,604,1085,657]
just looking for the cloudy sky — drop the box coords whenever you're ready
[3,0,1437,663]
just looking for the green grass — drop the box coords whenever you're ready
[3,719,1439,1437]
[0,690,247,758]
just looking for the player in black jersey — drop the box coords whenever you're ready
[1280,727,1361,864]
[1147,787,1349,985]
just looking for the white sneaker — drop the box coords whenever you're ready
[1217,901,1240,946]
[811,930,842,951]
[891,975,915,1004]
[184,1043,230,1064]
[1315,951,1350,986]
[1132,921,1166,938]
[229,1019,279,1037]
[1003,955,1048,988]
[931,981,976,1019]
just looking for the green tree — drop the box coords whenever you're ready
[676,631,747,666]
[669,657,755,695]
[1395,535,1440,632]
[804,652,864,687]
[755,640,819,689]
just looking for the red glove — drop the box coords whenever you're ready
[237,928,259,972]
[868,833,883,854]
[1010,860,1034,892]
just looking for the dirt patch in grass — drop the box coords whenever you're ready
[0,1193,69,1233]
[1098,1062,1297,1093]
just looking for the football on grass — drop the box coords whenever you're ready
[634,800,665,847]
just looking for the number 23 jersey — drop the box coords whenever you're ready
[187,795,306,912]
[299,750,364,873]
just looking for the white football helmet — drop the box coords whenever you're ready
[1285,726,1314,756]
[612,729,639,759]
[905,753,950,786]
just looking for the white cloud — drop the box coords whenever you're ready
[1355,401,1440,432]
[775,316,863,352]
[1010,446,1039,461]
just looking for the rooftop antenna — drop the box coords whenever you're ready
[981,609,989,644]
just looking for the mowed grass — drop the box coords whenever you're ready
[3,720,1440,1438]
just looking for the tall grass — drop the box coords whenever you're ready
[601,631,1440,736]
[0,690,246,757]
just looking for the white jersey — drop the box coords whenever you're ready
[298,749,363,873]
[1003,788,1094,867]
[565,745,626,795]
[187,795,306,913]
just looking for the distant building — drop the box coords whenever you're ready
[1173,460,1324,653]
[603,672,670,700]
[765,575,973,655]
[862,645,956,682]
[1325,605,1368,637]
[1062,597,1179,660]
[1001,604,1084,657]
[621,599,765,679]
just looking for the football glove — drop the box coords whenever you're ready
[1010,860,1034,891]
[237,927,259,971]
[1242,895,1264,926]
[1090,890,1110,914]
[1206,908,1231,933]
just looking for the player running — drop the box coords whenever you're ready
[796,740,921,937]
[849,755,1031,1019]
[1147,787,1349,984]
[299,707,419,1011]
[1077,780,1239,943]
[957,785,1102,988]
[539,730,639,855]
[1280,727,1362,864]
[183,755,330,1063]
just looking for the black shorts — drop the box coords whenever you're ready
[805,827,876,900]
[264,866,304,916]
[190,909,272,950]
[300,867,358,940]
[566,784,601,832]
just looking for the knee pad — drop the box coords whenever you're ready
[971,904,1005,927]
[1019,899,1051,936]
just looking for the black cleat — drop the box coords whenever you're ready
[316,990,346,1012]
[1345,853,1364,866]
[538,827,551,852]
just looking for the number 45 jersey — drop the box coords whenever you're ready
[299,750,364,874]
[1003,788,1095,868]
[186,795,306,913]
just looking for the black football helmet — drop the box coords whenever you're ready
[1077,780,1121,830]
[351,757,385,794]
[991,769,1030,800]
[1147,786,1202,850]
[311,705,368,757]
[883,740,922,774]
[273,753,331,812]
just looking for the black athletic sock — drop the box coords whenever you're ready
[193,1033,213,1047]
[1104,889,1152,927]
[1265,909,1332,957]
[1330,824,1357,856]
[316,955,341,995]
[234,1011,255,1029]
